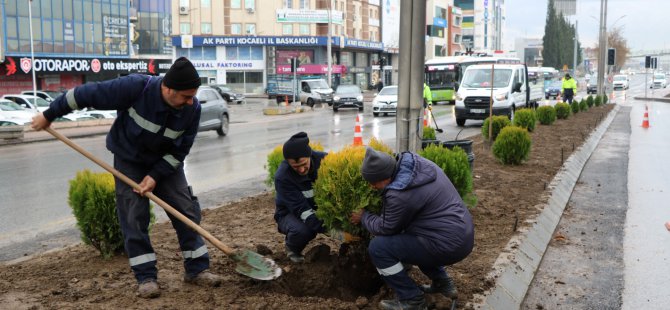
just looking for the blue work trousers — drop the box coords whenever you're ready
[368,234,451,301]
[114,157,209,283]
[276,213,317,254]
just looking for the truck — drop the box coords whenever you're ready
[266,74,333,107]
[454,63,544,127]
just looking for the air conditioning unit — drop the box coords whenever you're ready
[179,6,189,15]
[246,8,255,14]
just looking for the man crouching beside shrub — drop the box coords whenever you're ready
[350,147,475,310]
[274,132,328,263]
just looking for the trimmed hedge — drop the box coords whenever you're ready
[536,105,557,125]
[579,98,588,112]
[513,108,537,132]
[555,102,571,119]
[419,144,473,198]
[492,126,532,165]
[482,115,511,141]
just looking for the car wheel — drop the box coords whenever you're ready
[333,106,338,112]
[373,112,379,117]
[216,114,229,136]
[222,95,231,103]
[358,106,363,111]
[545,96,549,99]
[307,98,315,107]
[456,118,466,127]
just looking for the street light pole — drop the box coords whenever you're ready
[597,0,607,96]
[28,0,38,110]
[327,0,333,87]
[573,19,578,75]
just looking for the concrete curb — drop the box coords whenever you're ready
[470,104,621,310]
[632,96,670,103]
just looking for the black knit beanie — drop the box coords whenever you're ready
[361,147,396,183]
[283,132,312,160]
[163,57,201,90]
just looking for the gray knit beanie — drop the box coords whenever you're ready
[361,147,396,183]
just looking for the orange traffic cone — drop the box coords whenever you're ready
[423,109,429,127]
[610,92,615,103]
[353,115,364,146]
[284,95,289,107]
[642,105,650,129]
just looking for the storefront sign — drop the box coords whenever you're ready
[191,60,264,70]
[173,36,334,47]
[1,56,171,75]
[433,17,447,28]
[276,9,343,24]
[344,38,384,50]
[103,15,130,56]
[276,50,314,66]
[276,64,346,74]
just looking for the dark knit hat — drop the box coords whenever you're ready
[283,132,312,160]
[361,147,396,183]
[163,57,201,90]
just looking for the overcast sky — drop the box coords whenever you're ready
[504,0,668,52]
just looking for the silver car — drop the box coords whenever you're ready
[196,86,230,136]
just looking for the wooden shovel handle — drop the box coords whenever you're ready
[45,127,236,256]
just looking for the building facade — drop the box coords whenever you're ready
[425,1,463,59]
[454,0,505,54]
[0,0,173,95]
[172,0,384,94]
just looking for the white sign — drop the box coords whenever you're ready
[181,35,193,48]
[382,0,400,52]
[191,60,265,70]
[276,9,343,24]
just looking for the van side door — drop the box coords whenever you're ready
[299,81,310,103]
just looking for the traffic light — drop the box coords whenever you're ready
[607,48,616,66]
[645,56,651,68]
[652,57,658,69]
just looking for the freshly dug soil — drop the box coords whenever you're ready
[0,105,614,310]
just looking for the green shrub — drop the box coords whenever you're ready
[579,98,588,112]
[512,108,537,132]
[594,95,602,107]
[419,144,473,198]
[492,126,532,165]
[314,141,392,235]
[422,126,436,140]
[482,115,511,141]
[586,95,594,107]
[570,100,580,114]
[368,137,394,154]
[603,93,609,104]
[69,170,153,258]
[554,102,571,119]
[536,105,557,125]
[265,142,325,187]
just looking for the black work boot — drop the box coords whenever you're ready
[379,295,427,310]
[419,275,458,299]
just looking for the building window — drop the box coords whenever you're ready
[299,0,309,9]
[435,6,447,19]
[284,0,293,9]
[246,23,256,35]
[299,24,310,35]
[355,52,368,67]
[231,0,241,9]
[201,23,212,34]
[231,23,242,34]
[454,34,462,44]
[245,0,255,9]
[201,0,211,8]
[453,15,462,27]
[434,45,445,57]
[180,22,191,34]
[283,24,293,35]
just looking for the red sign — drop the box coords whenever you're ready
[91,59,101,73]
[276,64,347,74]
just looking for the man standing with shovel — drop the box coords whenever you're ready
[31,57,222,298]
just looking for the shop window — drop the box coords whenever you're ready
[453,15,462,27]
[355,53,368,67]
[239,47,251,60]
[340,52,352,66]
[180,23,191,34]
[250,47,263,60]
[202,23,212,34]
[203,47,216,60]
[246,24,256,35]
[226,47,238,60]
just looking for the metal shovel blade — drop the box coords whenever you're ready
[233,249,283,280]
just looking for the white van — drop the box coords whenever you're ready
[454,64,543,127]
[299,79,334,107]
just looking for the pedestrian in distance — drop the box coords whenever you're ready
[423,82,433,109]
[31,57,223,299]
[350,147,475,310]
[562,73,578,104]
[274,132,328,263]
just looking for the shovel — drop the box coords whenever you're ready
[428,108,444,133]
[45,127,282,281]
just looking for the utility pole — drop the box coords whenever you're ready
[327,0,333,87]
[396,0,426,152]
[573,19,578,76]
[597,0,608,96]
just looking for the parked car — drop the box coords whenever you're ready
[332,84,363,112]
[2,94,51,112]
[586,82,597,94]
[0,118,26,126]
[612,74,629,90]
[77,107,117,119]
[544,81,562,99]
[210,84,246,104]
[372,85,398,117]
[196,86,230,136]
[651,73,667,89]
[21,90,63,102]
[0,99,33,125]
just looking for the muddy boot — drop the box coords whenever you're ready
[137,279,160,299]
[379,296,427,310]
[285,245,304,263]
[184,271,223,287]
[419,275,458,299]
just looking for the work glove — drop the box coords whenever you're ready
[327,229,362,243]
[305,214,326,234]
[428,105,433,111]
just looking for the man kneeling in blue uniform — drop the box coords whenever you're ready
[351,147,475,310]
[274,132,327,263]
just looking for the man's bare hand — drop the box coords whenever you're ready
[134,175,156,196]
[665,221,670,232]
[350,209,364,225]
[31,113,51,131]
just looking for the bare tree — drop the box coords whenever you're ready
[594,26,630,72]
